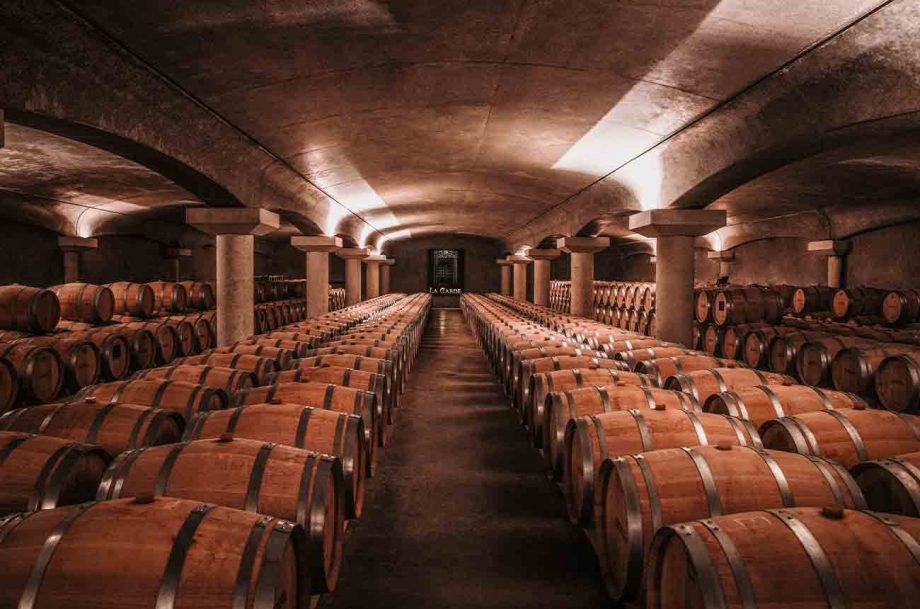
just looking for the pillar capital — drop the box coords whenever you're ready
[526,248,561,260]
[507,255,531,265]
[807,239,851,256]
[557,236,609,254]
[336,247,369,260]
[58,236,98,252]
[291,235,342,252]
[363,254,388,265]
[186,208,280,236]
[628,209,726,238]
[496,258,514,266]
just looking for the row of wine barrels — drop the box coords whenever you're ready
[76,379,228,421]
[0,401,183,456]
[175,351,278,385]
[328,287,346,312]
[97,437,345,592]
[596,444,864,602]
[255,299,307,333]
[255,278,306,302]
[179,280,214,310]
[132,364,255,393]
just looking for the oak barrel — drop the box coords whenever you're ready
[831,343,920,397]
[185,404,366,518]
[0,285,60,333]
[105,282,156,317]
[851,451,920,516]
[0,496,311,608]
[704,384,867,429]
[664,367,793,405]
[76,379,228,421]
[635,355,743,387]
[0,341,63,405]
[146,281,188,313]
[49,283,114,324]
[875,352,920,413]
[174,351,278,385]
[132,364,255,393]
[179,281,215,310]
[97,437,345,592]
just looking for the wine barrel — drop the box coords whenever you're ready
[0,496,311,608]
[215,343,295,370]
[185,404,366,519]
[243,338,314,358]
[564,409,760,527]
[0,341,63,405]
[719,323,767,360]
[0,285,60,333]
[294,355,393,408]
[882,289,920,325]
[514,345,602,407]
[16,335,101,392]
[646,507,920,609]
[712,287,783,326]
[105,282,156,317]
[598,338,671,359]
[115,326,158,370]
[169,313,213,352]
[767,329,828,376]
[0,356,18,413]
[852,451,920,516]
[0,400,183,456]
[741,325,798,369]
[665,367,793,405]
[705,384,867,429]
[76,379,228,421]
[116,320,179,365]
[233,383,379,466]
[832,286,887,320]
[145,281,187,313]
[792,285,834,315]
[0,431,109,514]
[179,281,215,310]
[614,347,697,371]
[174,351,278,385]
[875,353,920,413]
[49,283,114,324]
[760,407,920,467]
[544,385,699,477]
[796,335,874,387]
[132,364,255,393]
[58,327,132,381]
[529,368,652,439]
[694,289,717,323]
[521,356,628,428]
[266,366,390,422]
[98,437,345,593]
[159,318,196,356]
[831,343,920,397]
[635,355,742,388]
[600,446,864,603]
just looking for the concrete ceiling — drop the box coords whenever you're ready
[40,0,890,241]
[4,0,918,252]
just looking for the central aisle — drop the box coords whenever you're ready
[323,308,609,608]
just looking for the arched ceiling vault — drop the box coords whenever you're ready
[2,1,920,253]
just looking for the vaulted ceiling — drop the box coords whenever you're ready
[2,0,918,251]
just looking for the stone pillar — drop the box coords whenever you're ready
[364,254,387,299]
[527,248,561,306]
[381,259,395,294]
[337,248,369,305]
[292,235,342,319]
[807,240,851,288]
[187,208,280,346]
[57,236,98,284]
[164,247,191,282]
[508,255,531,300]
[708,250,734,281]
[496,259,513,296]
[630,209,726,346]
[557,237,610,318]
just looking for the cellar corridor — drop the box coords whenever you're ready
[322,308,609,609]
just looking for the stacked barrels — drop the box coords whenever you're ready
[0,291,430,608]
[462,291,920,607]
[548,280,656,336]
[329,287,347,311]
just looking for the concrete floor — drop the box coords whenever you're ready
[321,308,610,609]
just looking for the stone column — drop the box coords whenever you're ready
[337,248,369,305]
[527,248,561,306]
[364,254,387,299]
[164,247,191,282]
[381,259,395,294]
[807,240,851,288]
[292,235,342,319]
[57,236,98,284]
[187,208,280,346]
[496,259,513,296]
[630,209,726,346]
[508,255,531,300]
[557,237,610,318]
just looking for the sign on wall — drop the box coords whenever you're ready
[427,249,464,294]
